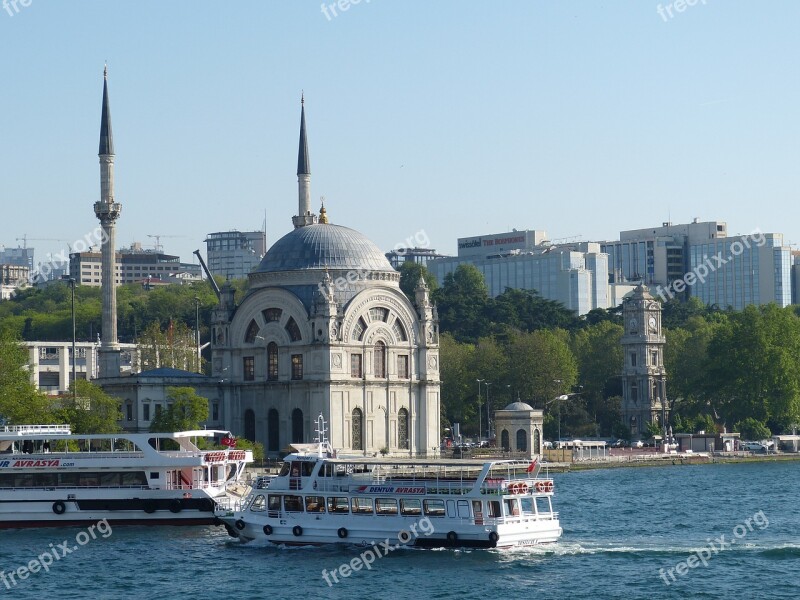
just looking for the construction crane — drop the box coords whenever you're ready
[147,234,186,252]
[16,235,73,251]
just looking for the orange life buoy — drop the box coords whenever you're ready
[534,481,546,493]
[544,481,554,493]
[518,482,529,494]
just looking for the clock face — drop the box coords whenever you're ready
[648,317,657,330]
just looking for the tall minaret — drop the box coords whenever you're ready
[94,66,122,378]
[292,94,317,228]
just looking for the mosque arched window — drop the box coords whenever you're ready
[285,317,302,342]
[244,320,260,344]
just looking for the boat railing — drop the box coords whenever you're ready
[6,451,146,459]
[2,425,72,435]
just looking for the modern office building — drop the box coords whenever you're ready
[601,220,727,290]
[685,233,792,309]
[25,341,139,394]
[0,246,34,270]
[69,242,201,287]
[204,230,266,280]
[427,230,610,315]
[793,252,800,305]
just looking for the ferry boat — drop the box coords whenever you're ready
[0,425,253,529]
[218,420,561,549]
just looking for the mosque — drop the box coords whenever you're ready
[91,72,441,457]
[209,98,441,456]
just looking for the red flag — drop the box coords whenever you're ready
[221,436,237,448]
[526,458,538,473]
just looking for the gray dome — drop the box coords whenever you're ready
[255,223,394,274]
[504,401,534,411]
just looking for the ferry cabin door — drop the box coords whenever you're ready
[446,500,456,518]
[472,500,483,525]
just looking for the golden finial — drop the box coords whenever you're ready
[319,196,328,224]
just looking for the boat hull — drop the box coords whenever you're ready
[0,493,219,529]
[220,513,562,549]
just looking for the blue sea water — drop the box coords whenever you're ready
[2,460,799,599]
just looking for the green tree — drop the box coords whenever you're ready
[0,333,56,424]
[438,333,477,432]
[60,380,123,434]
[433,264,491,343]
[734,417,771,441]
[398,262,438,303]
[571,321,623,435]
[508,330,578,407]
[150,387,210,432]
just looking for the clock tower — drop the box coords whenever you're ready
[621,285,668,437]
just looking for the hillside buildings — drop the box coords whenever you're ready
[428,230,611,315]
[204,230,267,280]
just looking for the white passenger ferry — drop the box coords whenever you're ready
[218,422,561,549]
[0,425,252,529]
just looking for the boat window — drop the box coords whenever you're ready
[58,473,80,487]
[279,463,291,477]
[487,501,501,518]
[535,496,550,515]
[505,499,520,517]
[400,499,422,516]
[251,495,266,512]
[268,495,281,517]
[302,462,315,477]
[327,497,350,513]
[375,498,398,515]
[457,500,470,518]
[78,474,99,487]
[284,495,304,512]
[305,496,325,513]
[32,473,57,487]
[14,473,34,487]
[321,463,335,478]
[520,497,534,515]
[122,472,148,487]
[351,497,374,515]
[423,499,445,517]
[100,473,122,487]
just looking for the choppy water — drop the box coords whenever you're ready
[2,460,799,599]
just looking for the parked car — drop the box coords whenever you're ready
[632,440,644,448]
[741,441,767,452]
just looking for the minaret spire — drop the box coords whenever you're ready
[94,65,122,378]
[292,93,316,228]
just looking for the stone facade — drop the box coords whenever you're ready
[620,285,668,437]
[495,402,544,458]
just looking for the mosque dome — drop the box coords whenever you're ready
[255,223,394,274]
[504,401,535,411]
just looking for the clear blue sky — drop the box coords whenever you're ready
[1,1,798,270]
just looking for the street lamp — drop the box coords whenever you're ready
[476,379,484,443]
[69,278,76,401]
[485,382,493,441]
[194,297,200,373]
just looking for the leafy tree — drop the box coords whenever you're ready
[149,387,210,432]
[138,321,201,372]
[60,380,123,434]
[438,333,477,432]
[0,333,56,424]
[571,321,623,435]
[398,262,438,303]
[508,329,578,407]
[734,417,771,441]
[433,264,491,343]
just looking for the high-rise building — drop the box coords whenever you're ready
[69,243,201,287]
[204,230,266,279]
[428,231,610,316]
[602,220,727,290]
[685,233,792,309]
[0,246,34,270]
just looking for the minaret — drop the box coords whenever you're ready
[94,66,122,378]
[292,94,317,228]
